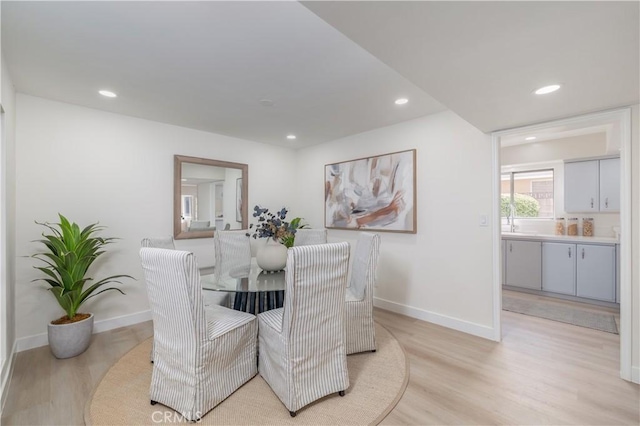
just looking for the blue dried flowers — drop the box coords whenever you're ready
[247,205,305,248]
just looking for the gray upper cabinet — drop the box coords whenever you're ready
[564,157,620,213]
[576,244,616,302]
[599,157,620,212]
[564,160,599,212]
[505,240,541,290]
[542,242,576,295]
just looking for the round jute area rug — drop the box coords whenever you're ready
[85,323,408,425]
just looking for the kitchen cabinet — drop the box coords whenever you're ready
[504,235,618,304]
[505,240,541,290]
[564,157,620,213]
[542,243,576,295]
[564,160,599,212]
[577,244,616,302]
[599,157,620,211]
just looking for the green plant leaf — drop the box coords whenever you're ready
[31,215,130,318]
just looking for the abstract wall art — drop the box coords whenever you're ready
[325,149,416,233]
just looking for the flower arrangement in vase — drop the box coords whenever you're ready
[247,206,307,271]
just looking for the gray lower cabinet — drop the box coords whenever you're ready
[577,244,616,302]
[505,240,541,290]
[542,243,576,295]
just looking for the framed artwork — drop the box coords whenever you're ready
[236,178,243,222]
[325,149,416,233]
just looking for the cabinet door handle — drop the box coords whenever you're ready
[605,197,609,208]
[568,247,571,258]
[509,243,512,253]
[590,198,594,208]
[582,248,585,259]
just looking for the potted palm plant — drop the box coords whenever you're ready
[32,214,132,358]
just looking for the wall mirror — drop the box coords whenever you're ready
[174,155,248,239]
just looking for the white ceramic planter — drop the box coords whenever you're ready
[256,240,287,271]
[47,313,94,359]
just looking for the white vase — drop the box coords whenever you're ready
[257,239,288,271]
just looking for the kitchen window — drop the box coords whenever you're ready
[501,169,554,219]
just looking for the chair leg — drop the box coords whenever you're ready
[339,390,345,397]
[150,400,158,405]
[289,411,297,417]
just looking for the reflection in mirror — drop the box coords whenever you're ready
[174,155,248,239]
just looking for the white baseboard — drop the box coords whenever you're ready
[374,297,496,341]
[1,340,18,415]
[16,310,152,353]
[632,366,640,384]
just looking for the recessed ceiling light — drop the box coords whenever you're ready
[525,136,537,141]
[394,98,408,105]
[286,135,296,140]
[99,90,117,98]
[534,84,561,95]
[259,99,275,107]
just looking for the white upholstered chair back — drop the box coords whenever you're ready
[141,236,176,250]
[258,242,351,414]
[214,230,252,279]
[282,242,350,360]
[293,228,328,246]
[140,248,206,351]
[349,232,381,300]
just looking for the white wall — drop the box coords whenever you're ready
[631,104,639,381]
[501,132,607,166]
[14,94,297,342]
[294,111,495,337]
[0,54,17,407]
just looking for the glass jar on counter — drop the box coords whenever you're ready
[582,218,594,237]
[555,218,565,235]
[567,218,578,236]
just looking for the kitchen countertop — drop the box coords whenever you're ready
[501,232,619,245]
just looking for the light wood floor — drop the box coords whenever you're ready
[2,297,638,425]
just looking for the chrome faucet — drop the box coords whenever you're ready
[506,203,517,232]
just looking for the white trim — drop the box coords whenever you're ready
[0,340,17,415]
[618,108,632,381]
[374,297,495,340]
[491,133,502,342]
[632,366,640,384]
[15,310,152,352]
[491,107,633,382]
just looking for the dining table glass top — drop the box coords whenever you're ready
[201,263,286,293]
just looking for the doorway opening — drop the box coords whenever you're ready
[492,108,632,381]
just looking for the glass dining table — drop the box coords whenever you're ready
[200,264,286,314]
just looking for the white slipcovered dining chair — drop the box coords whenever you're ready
[141,237,229,364]
[140,248,258,421]
[213,230,252,279]
[141,236,176,250]
[141,237,230,311]
[345,232,381,355]
[293,228,327,246]
[257,242,351,417]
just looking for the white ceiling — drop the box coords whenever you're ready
[303,1,640,133]
[1,1,444,149]
[2,1,638,147]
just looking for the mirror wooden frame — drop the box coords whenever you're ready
[174,155,248,239]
